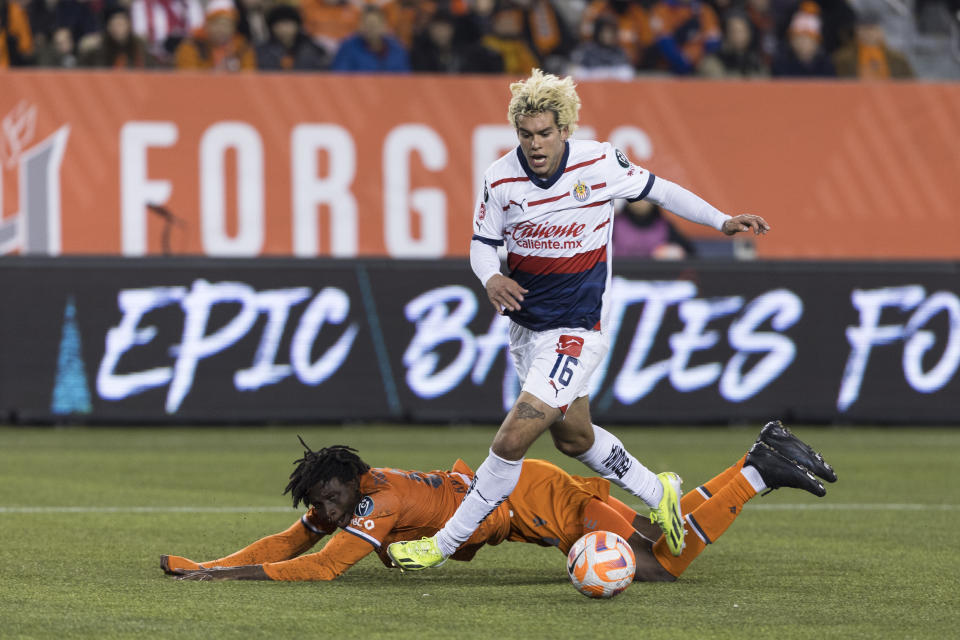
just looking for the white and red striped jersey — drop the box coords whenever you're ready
[472,139,656,332]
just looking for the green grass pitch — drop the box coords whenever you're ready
[2,424,957,639]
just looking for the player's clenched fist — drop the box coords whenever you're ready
[486,274,528,314]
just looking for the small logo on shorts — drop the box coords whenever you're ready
[571,181,590,202]
[556,335,584,358]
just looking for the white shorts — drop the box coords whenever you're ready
[509,323,609,413]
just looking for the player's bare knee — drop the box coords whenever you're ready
[491,427,536,460]
[552,431,591,457]
[549,415,594,456]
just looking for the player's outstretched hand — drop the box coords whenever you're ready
[485,274,528,315]
[722,214,770,236]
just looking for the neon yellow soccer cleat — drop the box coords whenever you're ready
[387,536,447,571]
[648,472,685,556]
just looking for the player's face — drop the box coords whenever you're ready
[305,477,361,528]
[516,111,569,178]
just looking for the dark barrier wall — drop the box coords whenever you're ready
[1,258,958,424]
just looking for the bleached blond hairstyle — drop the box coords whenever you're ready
[507,69,581,134]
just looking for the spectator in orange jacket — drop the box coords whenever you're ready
[174,0,256,71]
[381,0,437,50]
[832,8,914,79]
[646,0,722,74]
[482,7,539,75]
[578,0,654,68]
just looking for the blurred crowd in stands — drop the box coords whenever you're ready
[2,0,958,78]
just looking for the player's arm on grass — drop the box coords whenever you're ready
[174,529,378,581]
[163,509,332,576]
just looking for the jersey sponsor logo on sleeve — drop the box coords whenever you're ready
[355,496,374,517]
[616,148,630,168]
[556,335,585,358]
[571,180,591,202]
[351,516,376,531]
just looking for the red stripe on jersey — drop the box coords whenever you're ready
[508,246,607,275]
[564,154,606,173]
[591,182,607,190]
[578,198,611,209]
[490,176,529,188]
[594,218,611,232]
[528,192,569,207]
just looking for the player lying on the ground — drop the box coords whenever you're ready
[161,421,836,582]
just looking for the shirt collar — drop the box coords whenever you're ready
[515,141,570,190]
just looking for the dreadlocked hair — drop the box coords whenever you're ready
[283,436,370,509]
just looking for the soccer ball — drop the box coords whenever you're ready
[566,531,636,599]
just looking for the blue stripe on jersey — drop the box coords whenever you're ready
[300,513,324,535]
[472,234,504,247]
[508,261,607,331]
[344,526,381,549]
[627,172,657,202]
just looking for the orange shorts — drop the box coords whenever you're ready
[504,459,611,554]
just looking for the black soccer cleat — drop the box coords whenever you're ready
[757,420,837,483]
[746,442,826,497]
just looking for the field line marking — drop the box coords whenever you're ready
[751,503,960,511]
[0,506,296,514]
[0,503,958,514]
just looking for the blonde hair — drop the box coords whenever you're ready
[507,69,581,134]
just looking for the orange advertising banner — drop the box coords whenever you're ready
[1,72,958,259]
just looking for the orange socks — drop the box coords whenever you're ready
[161,555,202,573]
[680,454,747,513]
[581,497,641,546]
[653,469,757,578]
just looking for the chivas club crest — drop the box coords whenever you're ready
[571,180,590,202]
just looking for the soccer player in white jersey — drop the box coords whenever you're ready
[388,69,770,571]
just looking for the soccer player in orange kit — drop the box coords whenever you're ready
[161,422,835,582]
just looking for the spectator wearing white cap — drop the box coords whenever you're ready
[174,0,256,71]
[771,1,835,77]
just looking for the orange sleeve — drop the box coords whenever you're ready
[262,529,376,581]
[241,45,256,71]
[203,516,324,568]
[9,4,33,56]
[700,5,721,38]
[631,7,654,48]
[174,41,203,69]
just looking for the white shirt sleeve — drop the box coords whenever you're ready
[470,239,502,287]
[645,177,731,231]
[473,177,505,243]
